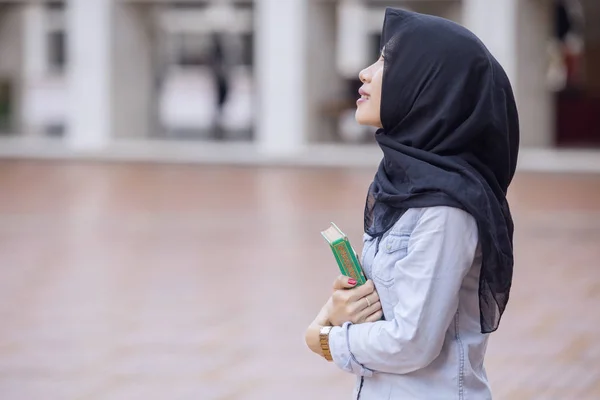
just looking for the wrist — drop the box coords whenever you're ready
[314,299,333,326]
[305,323,324,356]
[305,322,334,362]
[314,314,330,327]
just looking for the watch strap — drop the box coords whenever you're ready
[319,326,333,361]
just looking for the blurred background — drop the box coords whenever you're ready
[0,0,599,399]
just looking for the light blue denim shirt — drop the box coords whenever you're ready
[329,206,491,400]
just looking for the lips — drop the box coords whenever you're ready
[357,87,370,106]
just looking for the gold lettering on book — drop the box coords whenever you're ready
[334,242,357,280]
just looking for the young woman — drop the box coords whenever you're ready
[305,8,519,399]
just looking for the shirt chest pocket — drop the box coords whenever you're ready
[372,233,410,287]
[371,233,410,320]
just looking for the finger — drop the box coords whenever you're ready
[351,292,375,313]
[360,291,380,312]
[332,275,358,290]
[364,309,384,323]
[370,289,380,304]
[348,279,375,301]
[356,301,382,323]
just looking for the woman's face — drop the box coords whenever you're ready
[355,54,384,128]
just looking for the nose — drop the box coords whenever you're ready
[359,68,370,84]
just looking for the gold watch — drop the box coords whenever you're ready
[319,326,333,361]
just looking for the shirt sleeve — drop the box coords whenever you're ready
[328,207,479,376]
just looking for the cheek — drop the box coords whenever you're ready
[372,71,384,104]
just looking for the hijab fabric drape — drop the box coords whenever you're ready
[365,8,520,333]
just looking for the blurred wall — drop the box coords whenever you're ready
[582,0,600,92]
[412,0,463,24]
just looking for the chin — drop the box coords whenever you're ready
[354,109,369,126]
[355,109,377,127]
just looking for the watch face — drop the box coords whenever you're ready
[320,326,332,335]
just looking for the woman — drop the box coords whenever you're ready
[305,8,518,399]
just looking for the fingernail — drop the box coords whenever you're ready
[348,278,357,285]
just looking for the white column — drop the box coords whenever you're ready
[463,0,553,148]
[111,4,153,139]
[463,0,517,87]
[66,0,113,150]
[254,0,307,154]
[514,1,553,148]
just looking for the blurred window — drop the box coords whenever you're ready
[47,30,66,72]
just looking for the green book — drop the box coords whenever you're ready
[321,222,367,286]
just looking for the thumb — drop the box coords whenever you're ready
[333,274,358,290]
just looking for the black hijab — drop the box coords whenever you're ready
[365,8,519,334]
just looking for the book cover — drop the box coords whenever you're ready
[320,222,367,286]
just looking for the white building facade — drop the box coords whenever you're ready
[0,0,596,169]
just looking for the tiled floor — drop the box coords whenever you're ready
[0,161,599,399]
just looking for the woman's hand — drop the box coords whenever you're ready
[328,276,383,326]
[304,276,382,358]
[304,298,333,357]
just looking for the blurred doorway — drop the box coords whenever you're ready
[156,2,254,142]
[553,0,600,147]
